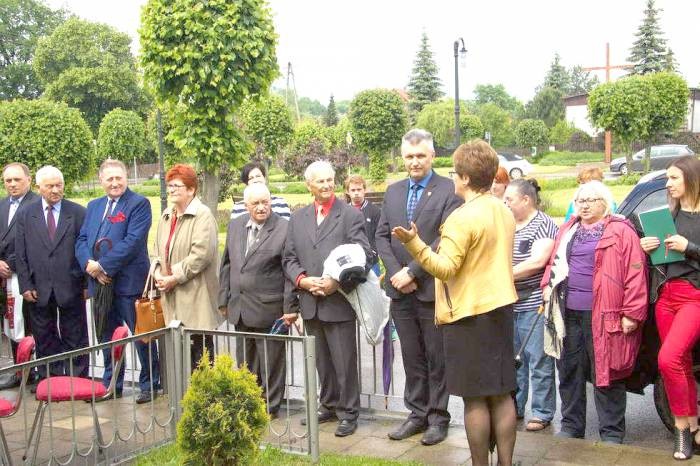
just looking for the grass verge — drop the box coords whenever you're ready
[135,443,422,466]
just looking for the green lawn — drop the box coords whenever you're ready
[135,443,421,466]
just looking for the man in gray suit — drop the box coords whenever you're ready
[376,129,463,445]
[219,183,297,418]
[283,160,371,437]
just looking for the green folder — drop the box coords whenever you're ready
[637,206,685,265]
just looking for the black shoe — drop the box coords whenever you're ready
[421,425,448,446]
[300,411,337,426]
[136,391,157,404]
[93,390,123,403]
[388,420,426,440]
[674,426,693,461]
[0,374,21,390]
[334,419,357,437]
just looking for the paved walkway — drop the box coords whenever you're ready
[276,411,700,465]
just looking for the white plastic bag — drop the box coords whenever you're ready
[322,244,390,346]
[3,274,25,342]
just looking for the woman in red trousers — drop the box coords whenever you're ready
[640,156,700,461]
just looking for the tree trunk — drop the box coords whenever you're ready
[200,168,220,217]
[643,139,652,174]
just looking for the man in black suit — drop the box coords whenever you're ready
[376,129,462,446]
[283,160,371,437]
[0,163,39,388]
[15,165,89,377]
[345,174,382,276]
[219,183,298,418]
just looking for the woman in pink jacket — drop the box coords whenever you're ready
[541,181,648,444]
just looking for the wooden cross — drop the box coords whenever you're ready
[583,43,633,163]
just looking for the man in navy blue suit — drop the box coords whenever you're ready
[75,159,158,403]
[15,166,89,377]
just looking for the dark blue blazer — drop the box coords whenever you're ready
[75,188,151,298]
[0,191,39,272]
[15,199,86,308]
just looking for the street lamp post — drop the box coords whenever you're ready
[453,38,467,149]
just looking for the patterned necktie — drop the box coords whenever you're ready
[246,224,259,255]
[46,205,56,241]
[407,184,421,222]
[97,199,115,239]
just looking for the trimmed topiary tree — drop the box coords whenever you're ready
[515,118,549,149]
[0,99,93,186]
[177,351,268,466]
[349,89,407,182]
[97,108,147,162]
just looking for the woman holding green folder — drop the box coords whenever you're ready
[640,156,700,461]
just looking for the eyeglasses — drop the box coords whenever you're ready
[167,184,186,190]
[575,197,602,206]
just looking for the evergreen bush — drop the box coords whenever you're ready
[177,351,268,466]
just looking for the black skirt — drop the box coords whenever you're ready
[442,305,516,398]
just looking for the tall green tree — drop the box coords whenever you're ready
[525,86,565,127]
[34,17,148,132]
[324,94,339,126]
[472,84,523,116]
[415,99,483,148]
[628,0,675,74]
[239,94,293,160]
[0,0,64,100]
[589,72,688,172]
[349,89,408,181]
[542,53,570,93]
[140,0,278,212]
[407,32,442,112]
[475,103,515,147]
[97,108,146,162]
[0,99,93,185]
[568,66,599,94]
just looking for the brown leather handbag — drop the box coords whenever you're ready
[135,272,165,341]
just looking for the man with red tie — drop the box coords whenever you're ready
[15,166,88,378]
[283,161,372,437]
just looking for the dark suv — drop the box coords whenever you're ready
[610,145,695,175]
[617,173,700,431]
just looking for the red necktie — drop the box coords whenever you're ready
[46,205,56,241]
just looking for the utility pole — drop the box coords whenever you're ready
[285,62,301,122]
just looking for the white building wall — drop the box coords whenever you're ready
[688,97,700,133]
[565,104,597,136]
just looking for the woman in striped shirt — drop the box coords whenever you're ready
[504,178,558,432]
[230,162,291,220]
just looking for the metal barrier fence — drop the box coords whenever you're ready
[0,323,319,465]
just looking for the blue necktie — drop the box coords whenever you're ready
[407,184,421,222]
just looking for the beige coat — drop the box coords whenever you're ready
[152,197,221,330]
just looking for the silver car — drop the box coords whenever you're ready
[609,144,695,175]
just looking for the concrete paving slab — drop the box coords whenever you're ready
[316,430,364,454]
[343,435,416,459]
[396,443,470,465]
[543,440,623,465]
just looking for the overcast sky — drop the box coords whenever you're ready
[45,0,699,105]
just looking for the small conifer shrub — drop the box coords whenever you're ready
[177,351,268,465]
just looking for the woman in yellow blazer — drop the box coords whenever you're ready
[393,140,518,466]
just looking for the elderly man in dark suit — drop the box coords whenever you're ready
[15,165,88,377]
[376,129,463,446]
[75,159,157,403]
[283,160,371,438]
[0,162,39,389]
[219,183,297,418]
